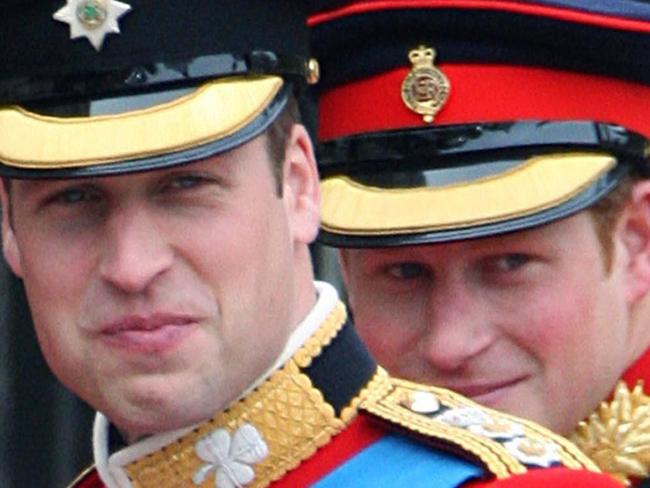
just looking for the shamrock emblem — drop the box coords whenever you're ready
[192,423,269,487]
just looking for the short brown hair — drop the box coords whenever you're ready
[587,176,636,272]
[265,95,301,196]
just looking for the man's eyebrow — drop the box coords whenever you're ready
[12,180,56,197]
[471,230,553,254]
[160,165,232,186]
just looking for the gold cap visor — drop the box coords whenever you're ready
[321,153,615,237]
[0,76,283,171]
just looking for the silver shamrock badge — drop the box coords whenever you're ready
[193,423,269,488]
[53,0,132,51]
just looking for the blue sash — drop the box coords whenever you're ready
[313,433,484,487]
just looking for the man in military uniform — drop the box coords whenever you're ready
[311,0,650,485]
[0,1,625,487]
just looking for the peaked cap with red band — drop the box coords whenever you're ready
[310,0,650,247]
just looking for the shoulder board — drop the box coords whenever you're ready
[360,370,600,480]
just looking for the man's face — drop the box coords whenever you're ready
[342,212,637,434]
[2,134,313,439]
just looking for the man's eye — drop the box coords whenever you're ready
[49,187,101,205]
[166,174,210,190]
[386,262,427,279]
[487,254,531,272]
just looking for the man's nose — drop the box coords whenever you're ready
[99,204,174,294]
[417,279,495,372]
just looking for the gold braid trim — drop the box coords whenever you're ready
[570,380,650,486]
[361,377,600,480]
[292,301,346,368]
[123,301,384,488]
[340,366,392,423]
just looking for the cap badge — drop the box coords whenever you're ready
[401,45,450,124]
[53,0,132,52]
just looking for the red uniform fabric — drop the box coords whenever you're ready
[622,347,650,389]
[468,469,623,487]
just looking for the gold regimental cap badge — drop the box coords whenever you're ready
[401,45,450,124]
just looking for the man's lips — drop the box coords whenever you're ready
[99,314,199,353]
[444,377,527,404]
[101,313,197,333]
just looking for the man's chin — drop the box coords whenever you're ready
[96,382,216,438]
[109,402,214,442]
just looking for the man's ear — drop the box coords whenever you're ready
[282,123,321,245]
[0,181,23,277]
[621,180,650,303]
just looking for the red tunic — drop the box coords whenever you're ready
[70,415,623,488]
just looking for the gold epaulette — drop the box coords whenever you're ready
[360,372,600,479]
[570,380,650,486]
